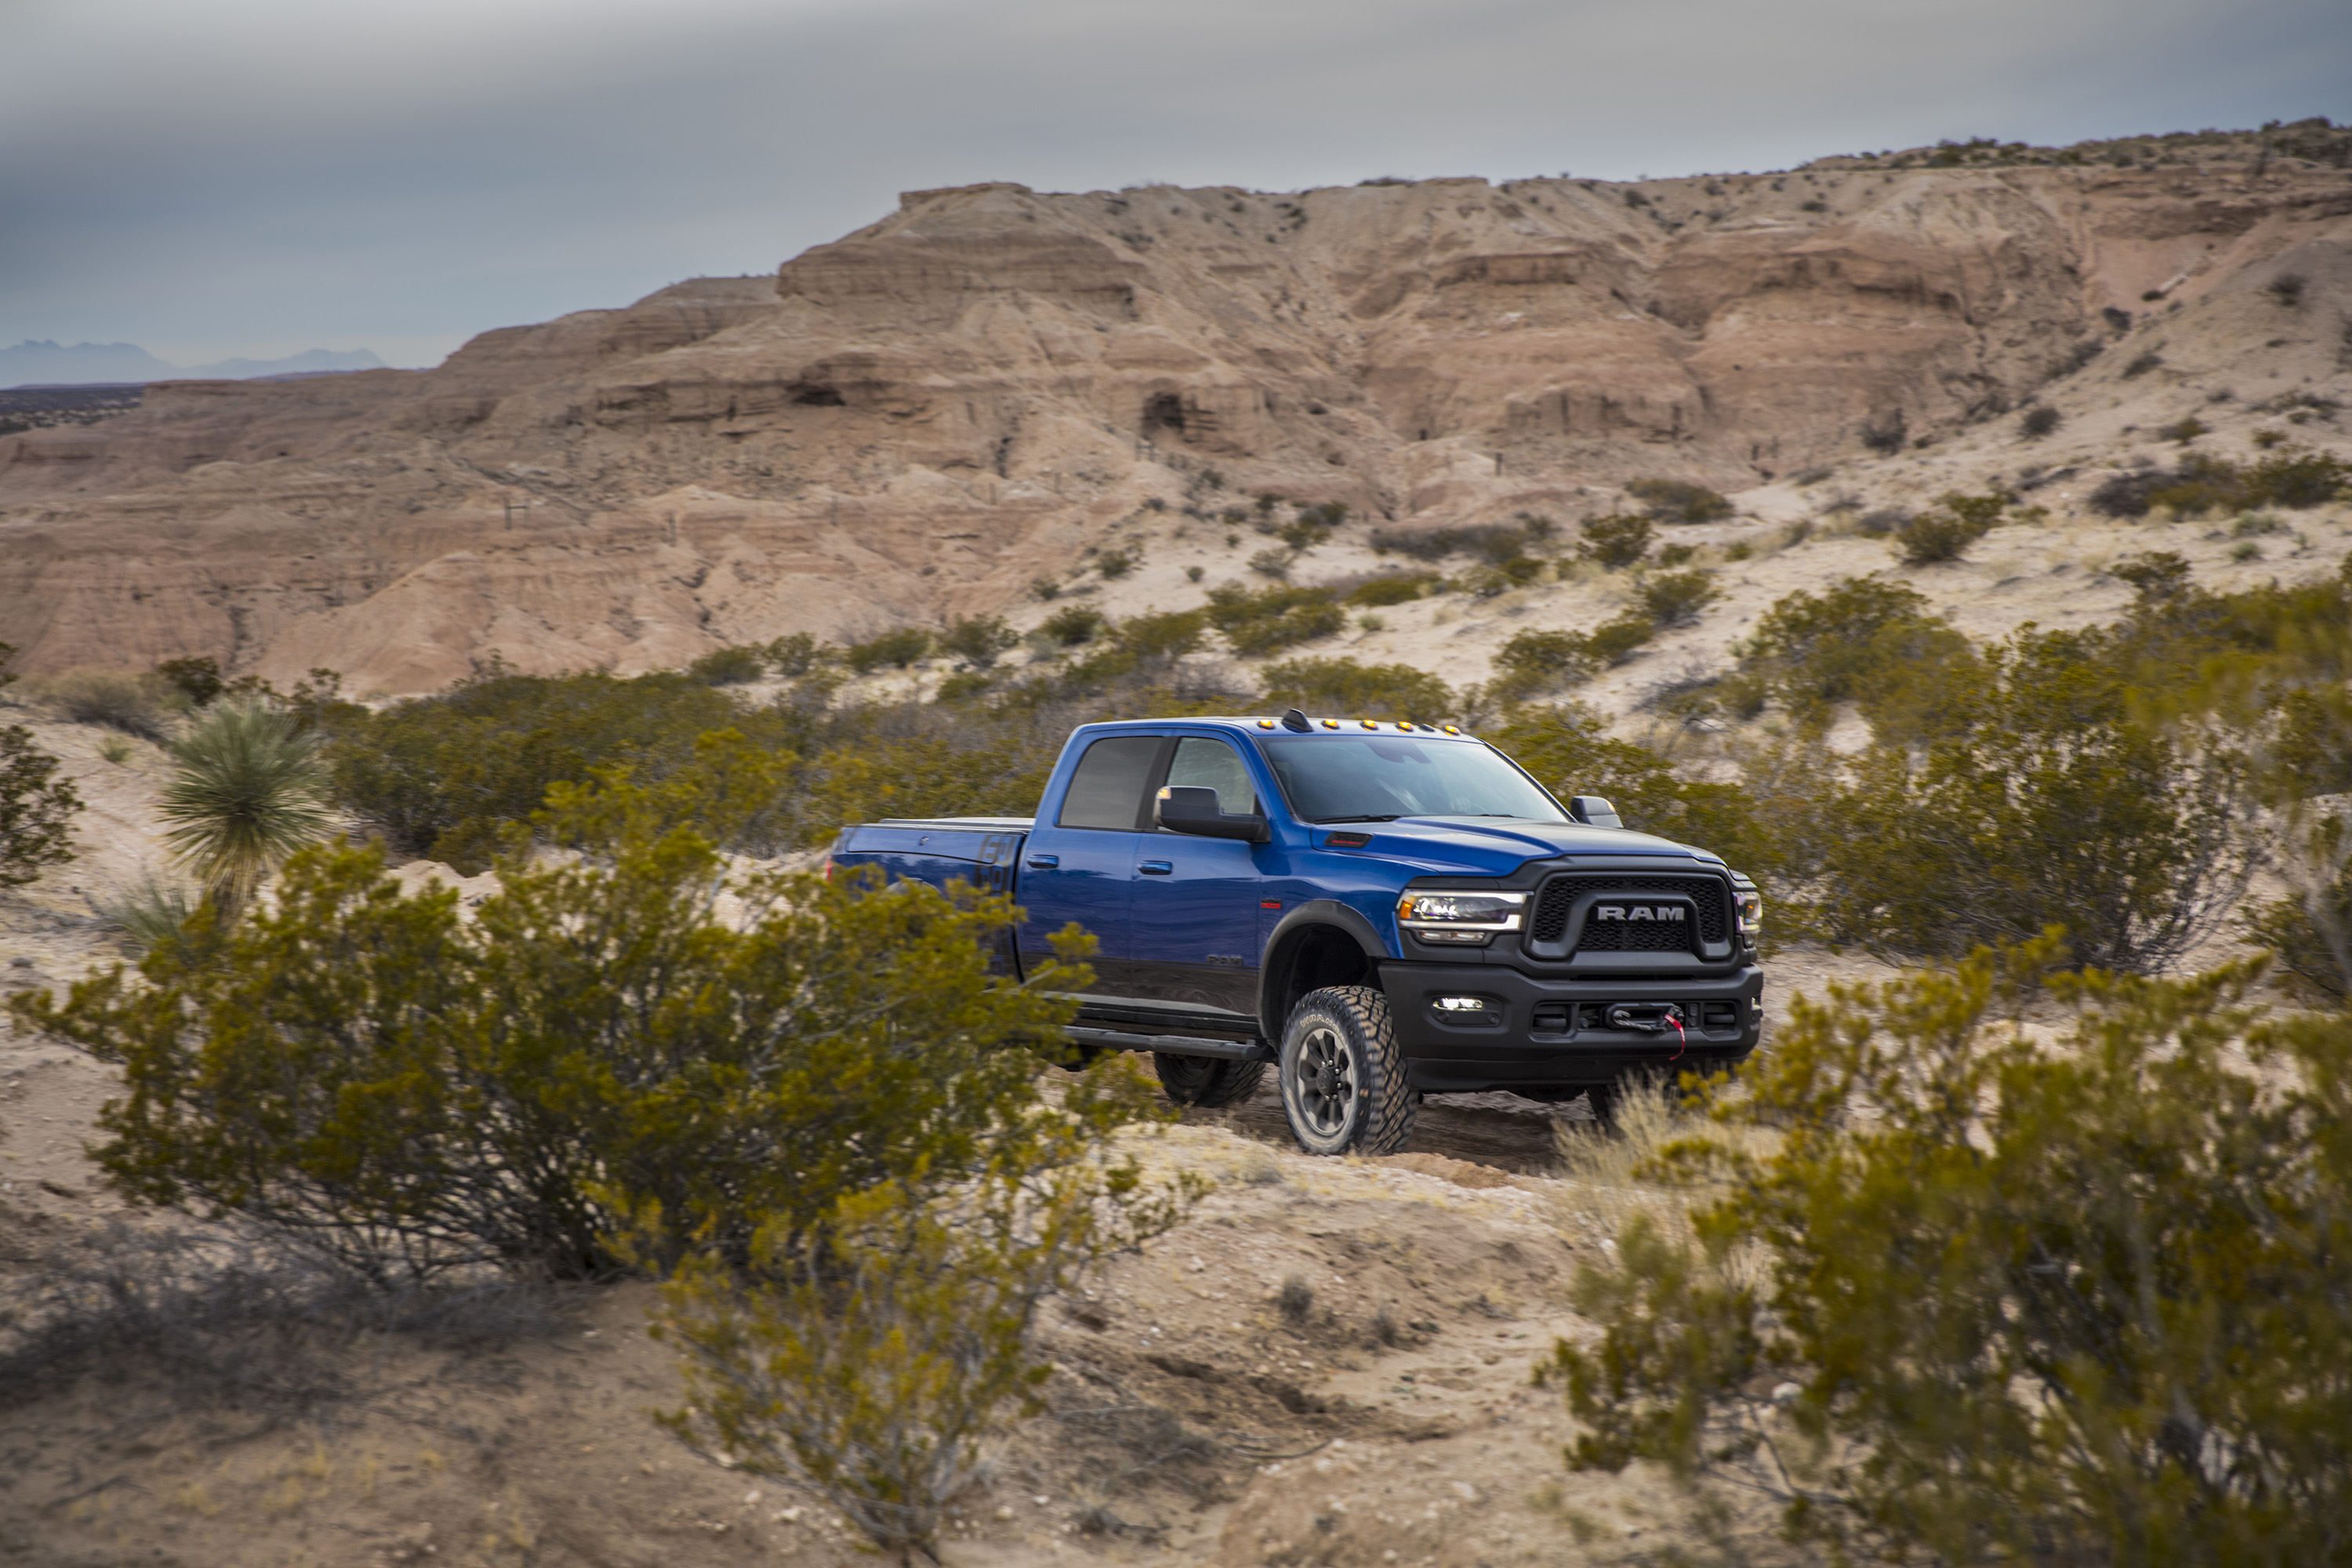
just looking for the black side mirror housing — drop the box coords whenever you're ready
[1155,785,1270,843]
[1568,795,1624,829]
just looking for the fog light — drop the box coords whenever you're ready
[1434,996,1490,1013]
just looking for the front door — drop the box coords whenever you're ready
[1128,735,1266,1019]
[1014,732,1163,993]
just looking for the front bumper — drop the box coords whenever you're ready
[1380,959,1764,1093]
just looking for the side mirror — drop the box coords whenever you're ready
[1155,785,1269,843]
[1568,795,1624,829]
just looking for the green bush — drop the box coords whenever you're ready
[1893,506,1994,565]
[2114,549,2196,603]
[1204,583,1346,657]
[1743,577,1936,710]
[1491,630,1596,698]
[1095,547,1137,579]
[844,627,935,673]
[1809,629,2256,972]
[1576,514,1654,569]
[1548,938,2352,1565]
[12,750,1109,1284]
[1,726,80,889]
[1585,614,1657,666]
[1367,521,1542,562]
[938,614,1018,671]
[763,633,832,677]
[1039,604,1109,646]
[2092,448,2350,519]
[1258,657,1451,719]
[687,644,768,686]
[1635,569,1719,627]
[326,670,762,870]
[2241,804,2352,1006]
[652,1112,1190,1565]
[154,656,228,708]
[47,669,173,741]
[1345,574,1438,608]
[1624,478,1733,524]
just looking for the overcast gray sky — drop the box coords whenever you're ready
[2,0,2344,368]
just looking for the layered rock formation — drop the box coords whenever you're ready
[3,148,2348,694]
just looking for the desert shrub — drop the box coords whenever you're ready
[1040,604,1109,646]
[11,751,1112,1284]
[2122,350,2164,378]
[1345,574,1437,607]
[1109,608,1208,663]
[845,627,935,673]
[1809,628,2256,971]
[2242,804,2352,1007]
[1491,630,1596,697]
[687,644,767,686]
[1095,547,1137,579]
[1248,547,1294,579]
[939,614,1018,671]
[652,1109,1190,1566]
[1635,569,1719,627]
[1859,408,1907,454]
[764,633,832,677]
[326,670,757,869]
[1,725,80,890]
[2268,271,2308,307]
[2092,448,2349,519]
[1461,556,1545,596]
[154,656,229,708]
[1624,478,1732,524]
[2114,549,2195,602]
[1258,657,1451,719]
[1367,521,1541,562]
[1548,938,2352,1566]
[1575,513,1654,569]
[2018,403,2061,438]
[47,669,172,741]
[1742,578,1936,711]
[1892,500,1997,566]
[1585,615,1657,666]
[1851,507,1907,538]
[158,696,336,913]
[1203,583,1345,657]
[2157,415,2207,444]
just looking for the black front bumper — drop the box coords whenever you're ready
[1380,959,1764,1093]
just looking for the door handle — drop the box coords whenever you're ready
[1138,860,1174,874]
[1025,855,1059,869]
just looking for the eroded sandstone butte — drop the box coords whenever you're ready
[4,157,2348,693]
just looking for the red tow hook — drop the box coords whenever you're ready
[1668,1014,1686,1061]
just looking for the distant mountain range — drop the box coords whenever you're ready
[1,339,393,389]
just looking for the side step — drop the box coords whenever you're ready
[1066,1027,1274,1063]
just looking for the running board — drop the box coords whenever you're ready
[1066,1027,1274,1062]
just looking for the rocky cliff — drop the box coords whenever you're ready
[4,132,2349,694]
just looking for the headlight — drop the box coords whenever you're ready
[1397,890,1526,946]
[1736,890,1762,938]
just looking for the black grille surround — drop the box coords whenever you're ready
[1528,873,1730,955]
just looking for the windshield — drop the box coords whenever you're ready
[1259,735,1568,824]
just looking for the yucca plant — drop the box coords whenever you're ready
[158,696,336,913]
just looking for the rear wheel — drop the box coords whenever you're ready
[1277,986,1415,1156]
[1152,1052,1266,1108]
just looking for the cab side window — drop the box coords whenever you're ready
[1056,735,1164,830]
[1162,737,1258,818]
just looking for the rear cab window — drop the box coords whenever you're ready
[1056,735,1165,831]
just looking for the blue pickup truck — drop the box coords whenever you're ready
[829,710,1762,1156]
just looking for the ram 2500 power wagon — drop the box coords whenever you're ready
[829,710,1762,1156]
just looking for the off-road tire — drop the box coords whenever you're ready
[1277,985,1415,1156]
[1152,1051,1267,1108]
[1583,1081,1621,1127]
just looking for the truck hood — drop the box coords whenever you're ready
[1338,816,1722,877]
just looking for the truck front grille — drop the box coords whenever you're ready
[1528,874,1730,953]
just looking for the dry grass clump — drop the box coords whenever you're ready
[1550,1073,1779,1244]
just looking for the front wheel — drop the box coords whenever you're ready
[1277,986,1416,1156]
[1153,1051,1266,1108]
